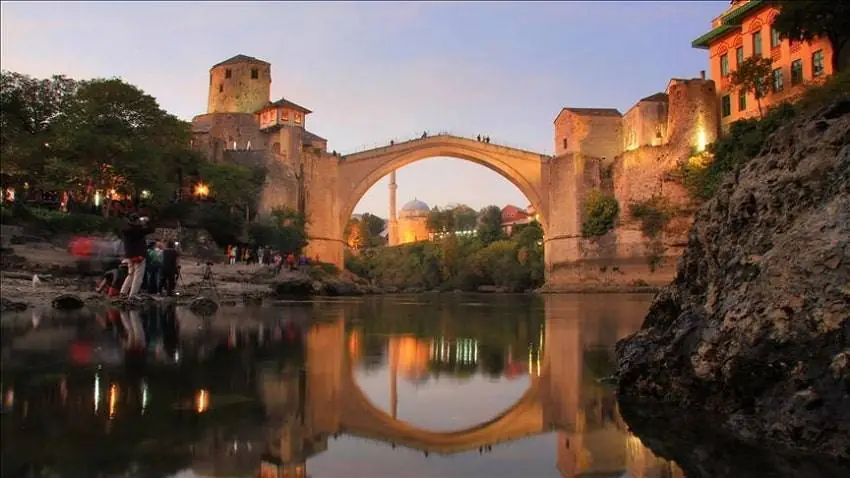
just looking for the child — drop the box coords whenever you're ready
[100,260,130,297]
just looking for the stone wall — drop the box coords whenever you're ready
[665,79,719,157]
[622,99,668,152]
[207,61,271,115]
[192,113,266,163]
[554,110,623,160]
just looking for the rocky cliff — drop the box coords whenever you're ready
[615,97,850,474]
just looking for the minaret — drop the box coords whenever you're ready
[388,171,399,246]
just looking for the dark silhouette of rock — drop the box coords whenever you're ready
[189,296,219,315]
[1,297,28,312]
[51,294,85,310]
[616,98,850,470]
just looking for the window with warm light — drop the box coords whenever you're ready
[721,95,731,117]
[791,59,804,85]
[736,47,744,68]
[772,68,784,93]
[752,30,763,57]
[738,89,747,112]
[812,50,825,77]
[720,54,730,77]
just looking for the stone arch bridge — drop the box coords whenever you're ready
[302,134,597,285]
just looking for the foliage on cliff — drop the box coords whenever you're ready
[581,189,620,237]
[345,221,544,292]
[680,71,850,201]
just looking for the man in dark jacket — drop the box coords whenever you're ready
[160,240,180,296]
[119,213,155,297]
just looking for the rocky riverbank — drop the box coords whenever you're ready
[0,238,377,312]
[615,97,850,472]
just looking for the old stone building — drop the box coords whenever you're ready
[190,54,331,218]
[547,75,720,287]
[396,199,430,244]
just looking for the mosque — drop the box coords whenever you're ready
[386,170,431,246]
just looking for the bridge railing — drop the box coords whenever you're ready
[341,130,551,158]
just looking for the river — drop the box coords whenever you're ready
[0,293,684,478]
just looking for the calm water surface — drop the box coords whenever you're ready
[0,294,683,478]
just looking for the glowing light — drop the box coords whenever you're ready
[3,188,15,202]
[94,191,102,207]
[141,381,149,415]
[695,127,707,153]
[140,190,151,199]
[94,374,101,412]
[108,384,119,419]
[195,389,209,413]
[194,182,210,198]
[4,389,13,408]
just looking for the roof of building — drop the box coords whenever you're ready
[553,107,622,123]
[639,92,669,103]
[211,54,270,69]
[257,97,312,115]
[401,199,430,213]
[692,0,765,49]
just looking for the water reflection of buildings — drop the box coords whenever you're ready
[1,301,683,478]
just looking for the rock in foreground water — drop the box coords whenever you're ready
[616,98,850,466]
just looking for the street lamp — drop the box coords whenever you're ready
[194,182,210,198]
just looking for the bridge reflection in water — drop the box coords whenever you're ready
[0,296,684,477]
[253,304,683,478]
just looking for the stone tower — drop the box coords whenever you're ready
[388,170,399,246]
[207,54,272,114]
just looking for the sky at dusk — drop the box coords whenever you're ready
[1,0,726,217]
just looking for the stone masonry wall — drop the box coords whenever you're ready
[207,61,271,115]
[554,111,623,161]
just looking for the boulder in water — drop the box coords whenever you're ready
[1,297,28,312]
[189,296,219,315]
[51,294,85,310]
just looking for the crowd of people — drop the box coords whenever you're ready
[92,214,314,299]
[224,244,310,275]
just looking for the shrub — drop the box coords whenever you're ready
[630,196,676,239]
[581,189,620,238]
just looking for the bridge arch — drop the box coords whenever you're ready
[337,352,549,454]
[337,135,549,236]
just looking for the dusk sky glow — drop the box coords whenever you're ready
[1,0,726,216]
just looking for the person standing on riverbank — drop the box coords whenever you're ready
[119,214,154,298]
[160,241,179,296]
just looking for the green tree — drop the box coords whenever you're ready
[248,207,308,254]
[477,205,504,244]
[358,212,386,247]
[730,57,773,117]
[197,161,266,218]
[451,204,478,232]
[770,0,850,73]
[426,207,451,233]
[0,71,77,186]
[345,217,364,250]
[50,78,192,215]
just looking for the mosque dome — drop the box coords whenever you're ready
[400,199,430,216]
